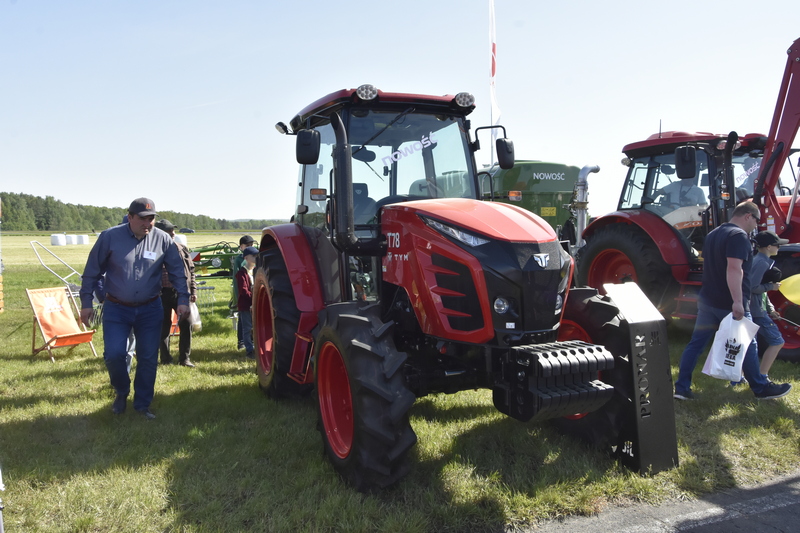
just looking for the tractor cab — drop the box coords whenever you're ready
[616,132,778,256]
[283,84,513,302]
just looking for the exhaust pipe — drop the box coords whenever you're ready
[574,165,600,249]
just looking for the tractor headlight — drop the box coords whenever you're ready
[422,217,489,247]
[557,250,571,293]
[555,249,572,313]
[493,297,510,314]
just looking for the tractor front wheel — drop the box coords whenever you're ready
[314,302,417,492]
[554,287,634,453]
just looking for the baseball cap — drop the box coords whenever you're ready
[754,231,789,248]
[239,235,255,245]
[129,197,157,217]
[242,246,259,257]
[155,219,175,232]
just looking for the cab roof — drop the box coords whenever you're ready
[622,131,768,158]
[289,88,475,132]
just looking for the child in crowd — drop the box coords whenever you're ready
[749,231,788,379]
[236,246,259,359]
[231,235,255,349]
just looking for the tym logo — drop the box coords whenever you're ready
[381,132,438,166]
[532,172,566,181]
[533,253,549,268]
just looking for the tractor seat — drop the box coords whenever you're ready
[353,183,377,224]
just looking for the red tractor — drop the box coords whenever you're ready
[254,85,677,491]
[577,37,800,360]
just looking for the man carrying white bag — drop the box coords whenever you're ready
[702,313,760,382]
[674,201,792,401]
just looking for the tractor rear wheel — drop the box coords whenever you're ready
[252,247,312,398]
[314,302,417,492]
[577,224,676,313]
[554,287,635,454]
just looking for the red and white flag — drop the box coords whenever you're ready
[489,0,501,163]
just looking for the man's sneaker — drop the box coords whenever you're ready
[112,394,127,414]
[136,409,157,420]
[754,382,792,400]
[674,390,694,401]
[730,376,748,387]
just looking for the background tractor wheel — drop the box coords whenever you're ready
[553,287,635,454]
[252,247,312,398]
[314,302,417,492]
[769,254,800,363]
[576,224,676,313]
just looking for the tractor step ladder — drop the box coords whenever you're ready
[672,281,701,320]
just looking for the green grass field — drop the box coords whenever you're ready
[1,233,799,532]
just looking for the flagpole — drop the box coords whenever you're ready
[489,0,500,166]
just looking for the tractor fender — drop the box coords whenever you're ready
[582,211,691,279]
[259,224,325,314]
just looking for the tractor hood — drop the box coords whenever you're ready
[385,198,557,243]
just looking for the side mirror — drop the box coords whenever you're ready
[496,138,515,170]
[675,145,697,179]
[296,129,321,165]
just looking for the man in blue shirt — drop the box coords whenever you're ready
[674,201,792,401]
[79,198,190,419]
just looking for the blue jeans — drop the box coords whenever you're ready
[239,310,253,356]
[675,302,769,395]
[102,299,163,411]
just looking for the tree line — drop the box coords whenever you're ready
[0,192,285,232]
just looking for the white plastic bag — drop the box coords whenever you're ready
[702,313,759,381]
[189,301,202,332]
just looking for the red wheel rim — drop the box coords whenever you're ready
[587,249,637,291]
[254,283,274,374]
[317,341,354,459]
[558,319,592,343]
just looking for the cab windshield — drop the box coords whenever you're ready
[619,153,710,214]
[732,153,798,197]
[346,109,475,222]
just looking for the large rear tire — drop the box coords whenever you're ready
[314,302,417,492]
[769,254,800,363]
[252,247,312,398]
[577,224,676,313]
[554,288,635,453]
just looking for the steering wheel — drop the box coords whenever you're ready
[374,194,410,211]
[364,195,431,224]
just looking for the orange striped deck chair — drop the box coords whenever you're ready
[27,286,97,362]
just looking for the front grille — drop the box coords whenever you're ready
[431,253,483,331]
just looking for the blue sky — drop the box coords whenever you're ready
[1,1,798,220]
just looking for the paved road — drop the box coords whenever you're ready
[530,469,800,532]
